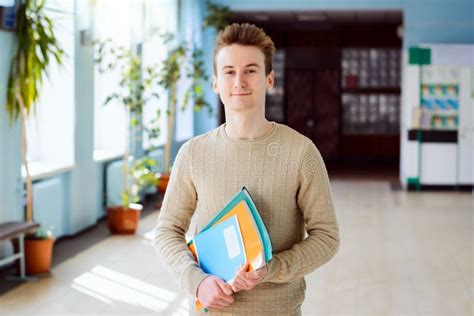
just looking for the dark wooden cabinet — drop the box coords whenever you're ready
[223,18,402,166]
[286,68,340,160]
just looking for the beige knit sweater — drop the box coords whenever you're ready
[153,122,340,315]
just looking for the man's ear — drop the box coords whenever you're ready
[212,75,219,94]
[266,70,275,90]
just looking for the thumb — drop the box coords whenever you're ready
[240,262,250,272]
[216,278,233,295]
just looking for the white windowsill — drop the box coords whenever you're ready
[93,149,124,163]
[22,162,76,181]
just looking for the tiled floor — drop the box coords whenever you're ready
[0,180,472,315]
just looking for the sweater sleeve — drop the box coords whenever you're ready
[153,141,209,296]
[263,141,340,283]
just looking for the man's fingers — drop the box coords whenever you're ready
[239,263,250,273]
[197,276,235,312]
[230,284,240,292]
[217,297,234,305]
[244,267,266,280]
[234,279,247,290]
[203,288,233,310]
[235,263,266,280]
[242,275,255,287]
[217,292,234,304]
[203,294,233,310]
[216,278,233,296]
[232,278,250,291]
[230,263,267,293]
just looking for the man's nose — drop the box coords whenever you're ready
[233,72,246,88]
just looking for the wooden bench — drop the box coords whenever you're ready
[0,221,39,280]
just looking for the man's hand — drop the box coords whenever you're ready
[197,275,234,311]
[230,263,267,292]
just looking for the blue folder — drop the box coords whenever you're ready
[193,215,246,282]
[199,187,273,263]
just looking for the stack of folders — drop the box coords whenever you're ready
[187,187,273,312]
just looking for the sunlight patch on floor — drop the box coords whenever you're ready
[71,265,182,312]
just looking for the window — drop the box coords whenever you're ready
[94,0,180,155]
[93,0,132,160]
[142,0,178,149]
[25,0,75,176]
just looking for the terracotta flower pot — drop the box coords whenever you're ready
[107,204,142,234]
[24,237,55,275]
[156,173,170,193]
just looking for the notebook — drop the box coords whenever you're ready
[189,187,272,267]
[193,215,246,283]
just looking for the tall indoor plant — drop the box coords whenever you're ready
[95,39,160,234]
[5,0,64,274]
[154,0,231,192]
[156,35,211,192]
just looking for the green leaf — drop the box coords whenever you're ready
[6,0,65,122]
[130,117,139,126]
[194,84,203,95]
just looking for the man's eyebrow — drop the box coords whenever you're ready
[222,63,260,70]
[245,63,260,68]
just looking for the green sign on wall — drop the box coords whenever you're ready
[409,47,431,65]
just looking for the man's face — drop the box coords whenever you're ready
[213,44,274,114]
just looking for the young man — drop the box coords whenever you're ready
[154,23,340,315]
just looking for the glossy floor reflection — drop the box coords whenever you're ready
[0,180,472,315]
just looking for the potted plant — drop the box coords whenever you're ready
[152,0,229,193]
[106,156,158,234]
[156,35,211,192]
[5,0,64,274]
[95,39,160,234]
[24,226,55,274]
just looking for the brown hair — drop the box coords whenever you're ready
[213,23,276,76]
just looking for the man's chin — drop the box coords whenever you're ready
[227,102,255,112]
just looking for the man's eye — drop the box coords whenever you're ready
[247,69,256,73]
[225,71,235,75]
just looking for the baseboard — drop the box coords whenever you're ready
[407,184,473,192]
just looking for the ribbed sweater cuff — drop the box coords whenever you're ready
[181,265,210,296]
[263,256,281,283]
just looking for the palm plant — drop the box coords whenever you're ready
[5,0,64,223]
